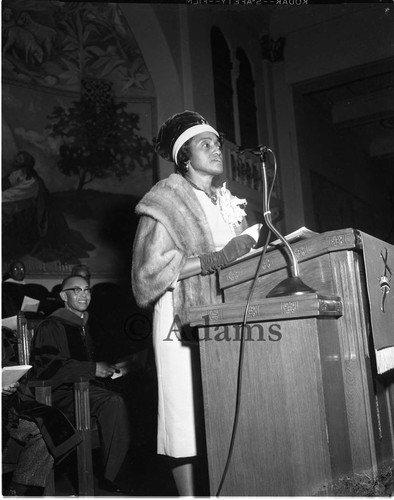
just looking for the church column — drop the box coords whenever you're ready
[261,34,306,233]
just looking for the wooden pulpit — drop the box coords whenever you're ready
[189,228,394,496]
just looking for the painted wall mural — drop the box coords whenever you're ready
[2,0,153,95]
[2,1,156,279]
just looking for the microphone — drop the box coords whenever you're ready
[257,145,315,297]
[237,146,265,157]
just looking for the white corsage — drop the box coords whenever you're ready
[216,182,247,228]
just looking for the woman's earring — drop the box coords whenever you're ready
[185,161,190,172]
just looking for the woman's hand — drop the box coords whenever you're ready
[199,234,257,275]
[179,232,259,280]
[241,223,262,243]
[219,234,256,261]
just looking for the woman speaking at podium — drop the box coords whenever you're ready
[132,111,260,495]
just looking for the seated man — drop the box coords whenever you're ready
[2,260,50,318]
[31,275,131,493]
[2,261,27,318]
[2,327,80,496]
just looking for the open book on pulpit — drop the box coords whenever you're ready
[269,226,318,246]
[240,225,319,262]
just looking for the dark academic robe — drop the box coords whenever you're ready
[2,327,81,465]
[31,308,131,482]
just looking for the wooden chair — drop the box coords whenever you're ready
[16,313,97,496]
[27,378,97,496]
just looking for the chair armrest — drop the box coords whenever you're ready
[27,378,92,430]
[28,380,52,406]
[73,378,91,431]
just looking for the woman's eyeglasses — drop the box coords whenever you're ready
[62,287,91,296]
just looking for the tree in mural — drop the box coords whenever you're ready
[46,83,154,192]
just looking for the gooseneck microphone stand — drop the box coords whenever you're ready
[258,145,315,297]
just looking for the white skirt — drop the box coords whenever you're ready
[153,289,199,457]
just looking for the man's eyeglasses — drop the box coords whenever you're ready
[62,287,91,296]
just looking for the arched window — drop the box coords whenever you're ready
[211,27,235,143]
[236,47,258,149]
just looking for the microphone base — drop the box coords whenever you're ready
[266,276,316,298]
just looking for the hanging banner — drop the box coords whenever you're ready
[360,232,394,374]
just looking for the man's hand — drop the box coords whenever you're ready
[2,382,19,395]
[95,362,117,378]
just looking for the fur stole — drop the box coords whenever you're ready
[132,173,223,325]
